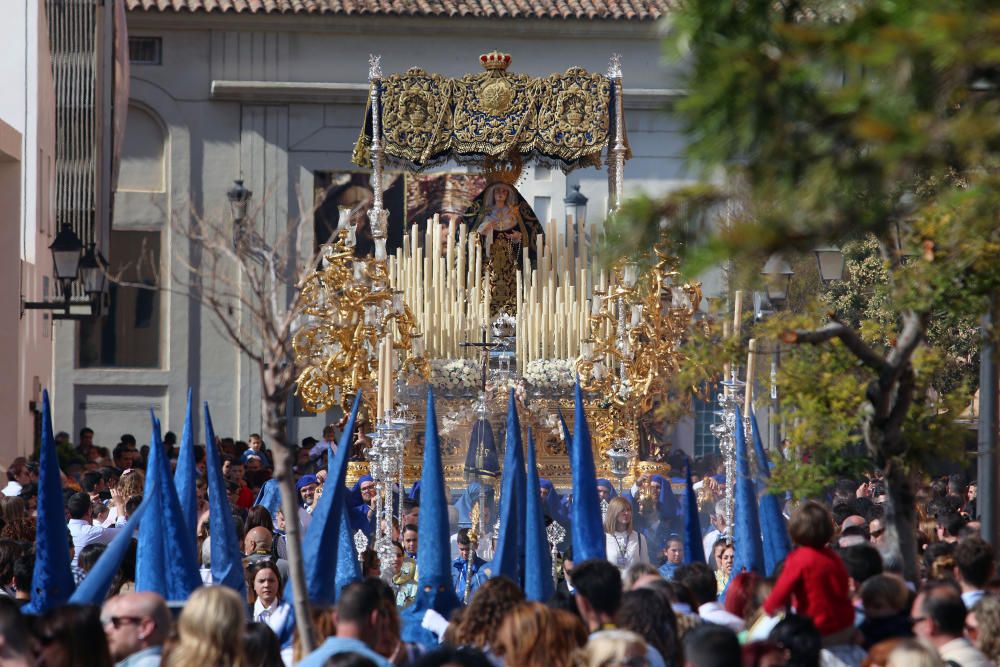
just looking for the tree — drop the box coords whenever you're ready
[114,196,324,650]
[614,0,1000,581]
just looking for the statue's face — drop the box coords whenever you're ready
[494,187,509,205]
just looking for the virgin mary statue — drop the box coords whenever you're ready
[463,182,543,317]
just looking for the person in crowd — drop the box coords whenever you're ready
[701,501,728,563]
[837,542,883,625]
[767,614,822,667]
[572,559,623,635]
[675,562,744,632]
[763,501,854,641]
[101,591,171,667]
[453,528,486,600]
[453,576,525,652]
[411,646,493,667]
[494,601,586,667]
[33,604,113,667]
[166,585,246,667]
[0,597,32,666]
[244,526,289,583]
[658,536,683,581]
[968,595,1000,663]
[402,524,419,560]
[243,622,284,667]
[297,579,393,667]
[247,560,291,636]
[66,490,123,567]
[622,562,660,592]
[297,474,319,509]
[604,497,649,573]
[583,629,648,667]
[392,541,418,609]
[596,479,617,502]
[617,587,679,667]
[955,537,994,609]
[911,579,992,667]
[723,571,761,624]
[710,539,733,594]
[1,462,29,498]
[857,574,913,649]
[884,639,946,667]
[681,623,740,667]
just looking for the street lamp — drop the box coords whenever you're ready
[564,184,588,227]
[49,223,85,298]
[813,245,845,285]
[78,243,107,300]
[227,179,253,224]
[761,254,794,310]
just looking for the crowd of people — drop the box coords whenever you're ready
[0,412,995,667]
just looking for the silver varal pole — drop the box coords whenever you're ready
[368,53,389,260]
[606,53,625,213]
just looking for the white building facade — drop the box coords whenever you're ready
[53,2,727,455]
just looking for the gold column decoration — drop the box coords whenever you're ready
[576,243,703,469]
[293,207,428,417]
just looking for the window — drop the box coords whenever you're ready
[128,37,161,65]
[78,230,161,368]
[693,386,722,459]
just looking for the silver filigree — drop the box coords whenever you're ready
[607,53,622,79]
[353,529,368,563]
[368,54,383,81]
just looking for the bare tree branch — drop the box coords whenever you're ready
[780,320,888,372]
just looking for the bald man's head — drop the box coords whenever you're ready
[245,526,273,555]
[102,591,170,660]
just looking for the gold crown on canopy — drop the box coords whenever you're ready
[480,51,512,72]
[481,154,523,185]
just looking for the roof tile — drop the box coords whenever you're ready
[125,0,669,18]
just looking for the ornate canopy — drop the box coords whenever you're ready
[353,52,631,173]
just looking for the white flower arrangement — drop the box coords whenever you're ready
[429,359,481,391]
[523,359,576,391]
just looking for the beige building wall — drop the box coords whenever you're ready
[0,1,57,466]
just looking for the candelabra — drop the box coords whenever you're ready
[710,372,745,538]
[294,203,429,418]
[576,244,702,465]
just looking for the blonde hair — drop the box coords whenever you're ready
[603,497,633,534]
[494,602,586,667]
[885,639,944,667]
[167,586,245,667]
[117,468,145,499]
[583,629,647,667]
[973,595,1000,662]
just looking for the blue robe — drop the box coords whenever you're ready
[452,555,487,600]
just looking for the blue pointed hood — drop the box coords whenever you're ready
[730,406,764,578]
[401,388,462,645]
[751,409,790,575]
[137,411,202,600]
[290,391,361,605]
[173,388,197,538]
[24,390,74,613]
[489,390,526,584]
[683,457,706,564]
[255,479,282,522]
[335,500,363,598]
[570,381,605,563]
[524,430,554,602]
[203,404,247,597]
[71,495,151,604]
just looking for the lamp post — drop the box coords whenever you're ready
[227,179,252,223]
[761,255,794,310]
[813,246,845,285]
[760,256,796,451]
[50,223,85,299]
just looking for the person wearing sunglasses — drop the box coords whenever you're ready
[101,592,171,667]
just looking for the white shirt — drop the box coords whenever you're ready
[703,529,722,563]
[698,601,745,632]
[1,481,22,497]
[253,598,292,635]
[605,530,649,573]
[67,519,121,566]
